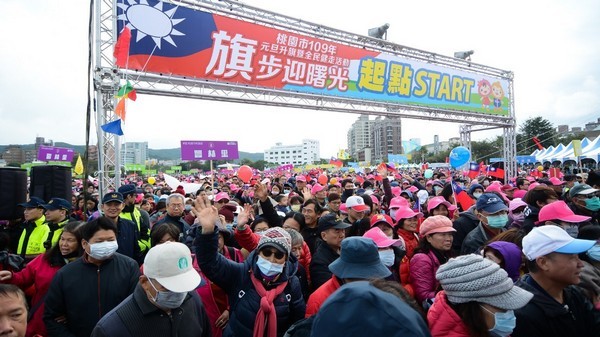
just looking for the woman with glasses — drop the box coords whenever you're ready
[195,196,305,337]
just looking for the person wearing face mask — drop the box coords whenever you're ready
[461,193,509,255]
[536,200,592,238]
[0,222,83,337]
[44,217,140,337]
[428,254,533,337]
[469,183,485,201]
[195,195,305,337]
[91,242,210,337]
[507,198,527,229]
[305,236,391,317]
[567,184,600,226]
[576,225,600,310]
[513,226,598,337]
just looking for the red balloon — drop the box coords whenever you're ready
[318,174,328,185]
[238,165,253,183]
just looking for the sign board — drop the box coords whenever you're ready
[388,154,409,164]
[118,0,510,116]
[180,141,239,161]
[37,146,74,162]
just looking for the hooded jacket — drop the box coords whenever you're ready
[512,274,599,337]
[196,230,305,337]
[427,291,471,337]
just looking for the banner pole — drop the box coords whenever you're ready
[210,160,214,197]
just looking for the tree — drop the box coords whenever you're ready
[518,116,556,154]
[557,132,587,146]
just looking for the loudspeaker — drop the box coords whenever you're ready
[30,165,72,203]
[0,168,28,220]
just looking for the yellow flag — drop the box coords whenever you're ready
[573,140,582,157]
[74,154,84,175]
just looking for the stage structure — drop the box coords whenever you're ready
[93,0,516,194]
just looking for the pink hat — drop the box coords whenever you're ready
[513,189,527,199]
[419,215,456,238]
[548,177,565,186]
[528,182,540,191]
[389,196,409,209]
[408,185,419,193]
[427,196,457,213]
[394,206,424,221]
[339,203,348,214]
[295,175,307,182]
[537,200,591,224]
[229,184,239,192]
[526,176,536,182]
[508,198,527,213]
[426,180,434,186]
[501,184,516,192]
[370,195,380,205]
[391,186,402,197]
[363,227,404,248]
[311,183,325,194]
[214,192,230,203]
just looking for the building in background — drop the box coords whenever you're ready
[347,114,374,159]
[372,116,402,162]
[121,141,148,165]
[1,145,25,164]
[264,139,320,165]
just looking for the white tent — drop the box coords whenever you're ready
[539,144,564,163]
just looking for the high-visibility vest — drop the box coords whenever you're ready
[17,216,49,258]
[121,208,150,252]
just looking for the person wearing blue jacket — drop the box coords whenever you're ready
[195,195,305,337]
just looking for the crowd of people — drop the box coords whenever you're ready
[1,165,600,337]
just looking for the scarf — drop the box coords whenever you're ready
[250,273,288,337]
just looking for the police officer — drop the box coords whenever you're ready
[16,197,49,261]
[100,192,142,263]
[42,198,72,251]
[118,184,151,256]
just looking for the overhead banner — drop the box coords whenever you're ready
[37,146,74,162]
[117,0,509,116]
[180,140,239,161]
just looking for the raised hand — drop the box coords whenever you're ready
[254,183,268,202]
[236,204,252,229]
[194,195,219,234]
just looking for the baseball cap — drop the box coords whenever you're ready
[214,192,230,203]
[43,198,72,210]
[536,200,591,224]
[18,196,46,209]
[143,242,201,292]
[548,177,565,186]
[394,206,424,221]
[345,196,369,212]
[102,192,124,204]
[569,184,598,198]
[389,196,409,209]
[311,184,325,194]
[475,193,508,214]
[522,225,596,260]
[508,198,527,213]
[363,227,404,248]
[369,214,393,228]
[427,196,457,213]
[295,175,307,182]
[118,184,136,196]
[318,213,351,232]
[501,184,516,192]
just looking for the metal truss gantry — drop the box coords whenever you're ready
[93,0,517,194]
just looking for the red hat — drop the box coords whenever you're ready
[501,184,516,192]
[369,214,393,228]
[419,215,456,238]
[537,200,591,224]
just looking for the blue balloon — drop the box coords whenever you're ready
[449,146,471,168]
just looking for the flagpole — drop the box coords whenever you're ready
[210,160,214,198]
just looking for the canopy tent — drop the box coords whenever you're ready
[531,136,600,163]
[548,141,573,162]
[539,144,564,163]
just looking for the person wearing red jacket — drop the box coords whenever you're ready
[0,222,83,337]
[395,206,424,259]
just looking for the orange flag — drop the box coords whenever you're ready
[115,98,126,122]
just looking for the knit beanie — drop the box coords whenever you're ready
[436,254,533,310]
[257,227,292,255]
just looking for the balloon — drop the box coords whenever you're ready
[424,169,434,179]
[238,165,253,183]
[449,146,471,169]
[330,178,338,185]
[537,165,544,172]
[148,177,156,185]
[318,174,328,185]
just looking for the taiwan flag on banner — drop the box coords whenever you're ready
[452,180,475,211]
[467,162,480,179]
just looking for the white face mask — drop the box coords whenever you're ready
[378,249,395,267]
[88,240,118,260]
[256,255,284,276]
[473,192,482,199]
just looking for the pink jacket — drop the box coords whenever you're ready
[427,291,471,337]
[409,250,441,304]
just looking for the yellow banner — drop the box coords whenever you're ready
[572,140,582,157]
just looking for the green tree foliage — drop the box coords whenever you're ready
[517,116,556,154]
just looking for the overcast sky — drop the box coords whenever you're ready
[0,0,598,158]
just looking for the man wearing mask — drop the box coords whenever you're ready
[100,192,142,262]
[15,197,48,261]
[91,242,210,337]
[513,226,598,337]
[461,193,508,255]
[537,200,591,238]
[568,184,600,226]
[118,184,151,256]
[44,217,140,337]
[42,198,72,251]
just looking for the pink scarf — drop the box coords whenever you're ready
[250,273,288,337]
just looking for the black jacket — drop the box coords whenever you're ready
[44,253,140,337]
[513,274,600,337]
[91,283,211,337]
[116,217,142,263]
[309,241,339,290]
[452,207,479,255]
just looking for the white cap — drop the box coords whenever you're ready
[522,225,596,261]
[345,196,369,212]
[144,242,201,292]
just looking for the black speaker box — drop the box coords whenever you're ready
[0,168,28,220]
[30,165,72,203]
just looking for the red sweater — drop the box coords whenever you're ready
[427,291,471,337]
[305,276,341,317]
[8,254,61,337]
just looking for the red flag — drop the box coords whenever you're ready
[532,137,544,150]
[467,162,480,179]
[113,27,131,68]
[549,168,561,178]
[488,167,505,179]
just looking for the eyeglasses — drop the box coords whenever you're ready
[578,193,599,199]
[260,249,285,259]
[169,203,183,209]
